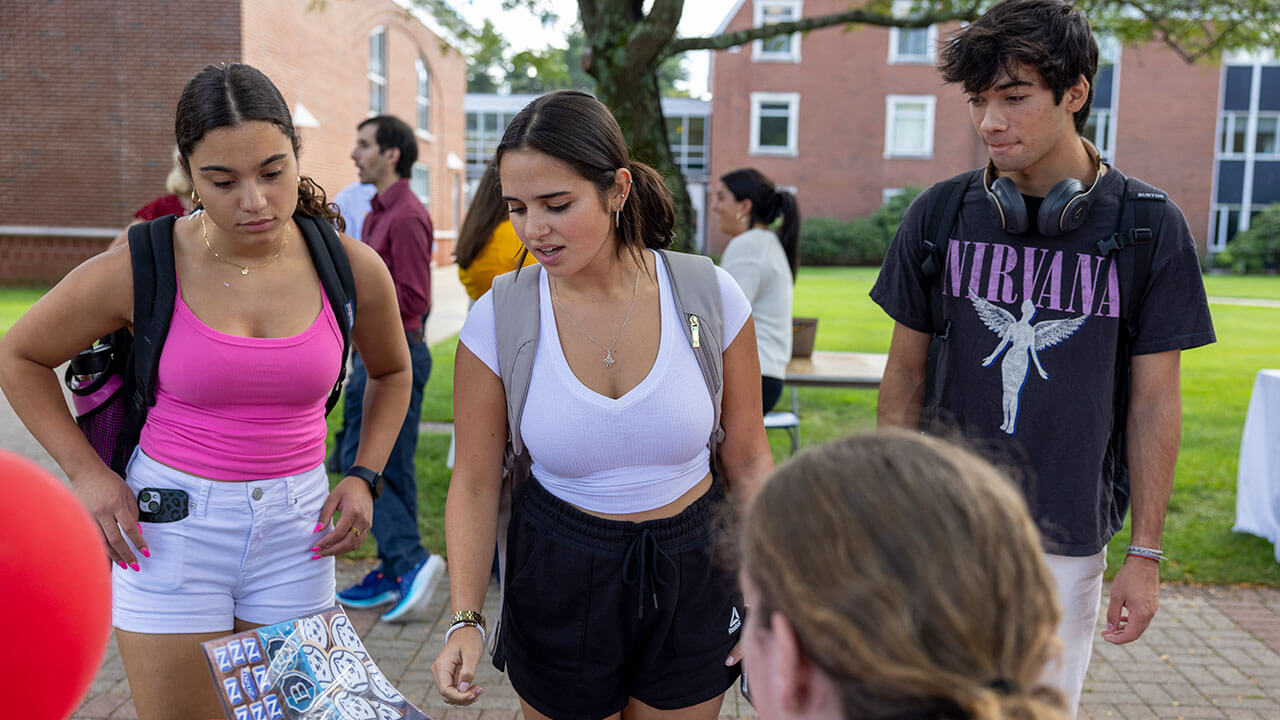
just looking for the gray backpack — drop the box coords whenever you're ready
[486,249,726,659]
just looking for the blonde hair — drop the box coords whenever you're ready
[742,430,1066,720]
[164,146,191,197]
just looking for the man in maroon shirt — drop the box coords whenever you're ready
[336,115,444,622]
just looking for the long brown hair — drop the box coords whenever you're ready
[174,63,344,231]
[495,90,675,269]
[455,160,509,269]
[742,430,1066,720]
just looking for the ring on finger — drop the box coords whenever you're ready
[349,527,362,537]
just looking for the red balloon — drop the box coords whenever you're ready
[0,450,112,719]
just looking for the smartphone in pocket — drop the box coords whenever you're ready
[137,487,189,523]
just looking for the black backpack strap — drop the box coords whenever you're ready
[921,169,977,341]
[1098,178,1165,342]
[128,216,178,413]
[296,213,357,415]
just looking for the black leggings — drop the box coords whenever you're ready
[762,375,784,414]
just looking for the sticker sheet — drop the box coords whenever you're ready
[202,606,431,720]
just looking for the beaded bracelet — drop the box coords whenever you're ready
[1126,544,1165,562]
[444,620,487,645]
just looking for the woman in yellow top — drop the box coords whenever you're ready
[456,161,536,301]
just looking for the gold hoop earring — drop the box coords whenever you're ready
[191,189,201,205]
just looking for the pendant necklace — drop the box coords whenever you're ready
[201,210,287,275]
[552,266,642,368]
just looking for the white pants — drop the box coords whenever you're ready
[1039,550,1107,720]
[113,450,336,633]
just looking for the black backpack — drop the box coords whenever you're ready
[915,170,1167,496]
[65,213,357,476]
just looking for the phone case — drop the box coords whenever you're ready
[137,487,189,523]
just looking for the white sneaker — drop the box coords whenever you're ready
[380,554,445,623]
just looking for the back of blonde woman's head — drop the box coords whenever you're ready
[164,146,191,197]
[742,430,1065,720]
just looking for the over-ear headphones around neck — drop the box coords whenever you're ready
[983,140,1104,237]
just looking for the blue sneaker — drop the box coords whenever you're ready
[380,554,445,623]
[336,568,400,608]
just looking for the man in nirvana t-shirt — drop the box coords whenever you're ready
[870,1,1215,717]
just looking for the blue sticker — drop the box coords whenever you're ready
[248,701,267,720]
[215,646,233,672]
[253,665,271,693]
[263,695,285,720]
[243,637,263,662]
[240,666,258,701]
[228,638,248,666]
[278,671,319,714]
[222,676,243,705]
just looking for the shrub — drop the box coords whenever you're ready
[798,186,925,266]
[1228,203,1280,274]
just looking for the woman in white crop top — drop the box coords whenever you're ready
[433,91,775,719]
[711,168,800,414]
[0,64,411,719]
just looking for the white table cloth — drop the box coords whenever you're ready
[1234,369,1280,562]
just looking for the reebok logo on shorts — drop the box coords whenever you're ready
[729,606,741,634]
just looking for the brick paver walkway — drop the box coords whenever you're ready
[72,557,1280,720]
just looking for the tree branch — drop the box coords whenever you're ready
[663,6,979,57]
[627,0,684,64]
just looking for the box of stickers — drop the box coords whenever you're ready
[201,605,431,720]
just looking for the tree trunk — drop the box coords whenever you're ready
[581,0,696,252]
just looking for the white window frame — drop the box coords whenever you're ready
[1083,108,1114,160]
[1219,111,1252,157]
[411,163,431,209]
[368,27,387,115]
[884,94,936,159]
[882,187,904,205]
[750,92,800,157]
[887,1,936,64]
[752,0,803,63]
[415,56,433,139]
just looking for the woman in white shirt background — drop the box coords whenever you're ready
[711,168,800,413]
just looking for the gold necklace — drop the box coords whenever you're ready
[200,211,287,275]
[552,266,642,369]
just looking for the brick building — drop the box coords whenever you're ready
[0,0,465,284]
[706,0,1266,257]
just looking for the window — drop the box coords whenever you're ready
[1220,112,1250,156]
[1083,109,1113,160]
[667,115,709,175]
[415,57,432,135]
[882,188,904,205]
[753,1,803,62]
[750,92,799,156]
[1210,204,1244,251]
[887,1,936,64]
[411,163,430,209]
[465,110,517,177]
[1256,115,1279,156]
[368,28,387,115]
[884,95,935,158]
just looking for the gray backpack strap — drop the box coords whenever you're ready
[657,249,725,460]
[487,264,542,662]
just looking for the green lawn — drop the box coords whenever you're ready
[5,273,1279,585]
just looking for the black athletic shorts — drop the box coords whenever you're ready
[497,477,742,720]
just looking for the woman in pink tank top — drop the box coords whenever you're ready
[0,64,412,719]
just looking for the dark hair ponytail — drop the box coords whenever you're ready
[175,63,341,229]
[496,90,676,266]
[721,168,801,280]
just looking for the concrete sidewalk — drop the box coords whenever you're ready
[71,559,1280,719]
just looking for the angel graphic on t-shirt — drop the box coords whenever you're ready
[969,290,1089,434]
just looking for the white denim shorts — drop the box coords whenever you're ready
[112,449,336,634]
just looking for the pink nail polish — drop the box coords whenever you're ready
[140,548,151,558]
[311,554,322,560]
[117,561,127,569]
[314,522,324,532]
[309,546,319,552]
[129,562,140,571]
